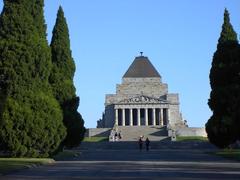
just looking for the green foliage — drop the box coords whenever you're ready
[206,9,240,148]
[30,0,47,38]
[0,0,66,157]
[176,136,208,142]
[50,7,85,149]
[218,9,238,48]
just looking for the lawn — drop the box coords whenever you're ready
[215,149,240,161]
[83,136,108,142]
[53,150,80,161]
[176,136,208,142]
[0,158,54,175]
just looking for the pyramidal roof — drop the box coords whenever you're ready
[123,56,161,78]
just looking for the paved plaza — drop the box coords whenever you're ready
[2,147,240,180]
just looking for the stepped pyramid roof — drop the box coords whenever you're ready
[123,55,161,78]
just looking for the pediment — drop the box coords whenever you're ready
[119,95,167,104]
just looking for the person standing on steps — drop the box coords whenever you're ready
[145,137,150,151]
[115,131,118,141]
[118,131,122,140]
[138,136,143,151]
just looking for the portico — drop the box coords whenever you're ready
[115,106,169,126]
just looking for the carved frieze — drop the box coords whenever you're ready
[119,95,167,104]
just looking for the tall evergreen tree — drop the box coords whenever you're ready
[206,9,240,148]
[0,0,66,157]
[50,6,85,148]
[29,0,47,38]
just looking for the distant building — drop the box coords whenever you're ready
[97,55,185,128]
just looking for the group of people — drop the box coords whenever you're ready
[111,130,122,141]
[138,136,150,151]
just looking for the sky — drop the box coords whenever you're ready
[1,0,240,128]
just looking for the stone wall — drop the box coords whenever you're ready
[105,78,169,106]
[169,104,182,125]
[104,105,115,127]
[116,77,168,98]
[175,127,207,137]
[85,128,111,137]
[166,94,179,104]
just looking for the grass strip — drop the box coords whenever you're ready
[53,150,80,161]
[215,149,240,161]
[0,158,54,175]
[176,136,208,142]
[83,136,108,142]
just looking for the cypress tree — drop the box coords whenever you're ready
[0,0,66,157]
[206,9,240,148]
[29,0,47,38]
[50,6,85,148]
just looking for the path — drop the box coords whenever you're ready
[2,147,240,180]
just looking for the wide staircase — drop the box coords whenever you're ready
[115,125,168,141]
[78,126,216,151]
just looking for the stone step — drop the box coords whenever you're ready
[77,140,216,151]
[111,125,168,141]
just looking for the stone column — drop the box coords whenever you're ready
[167,108,170,125]
[122,108,125,126]
[137,108,141,126]
[130,109,133,126]
[115,109,118,126]
[160,108,163,126]
[153,108,156,126]
[145,108,148,126]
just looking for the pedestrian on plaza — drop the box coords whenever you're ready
[145,137,150,151]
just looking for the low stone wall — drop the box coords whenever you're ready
[85,128,111,137]
[175,127,207,137]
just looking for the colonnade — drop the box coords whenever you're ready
[115,108,169,126]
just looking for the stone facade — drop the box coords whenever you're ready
[175,127,207,137]
[97,55,185,129]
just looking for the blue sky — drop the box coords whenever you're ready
[1,0,240,128]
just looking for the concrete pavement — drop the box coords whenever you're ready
[2,149,240,180]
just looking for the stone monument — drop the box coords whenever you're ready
[85,53,207,141]
[97,54,185,129]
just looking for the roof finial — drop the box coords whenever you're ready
[140,52,143,56]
